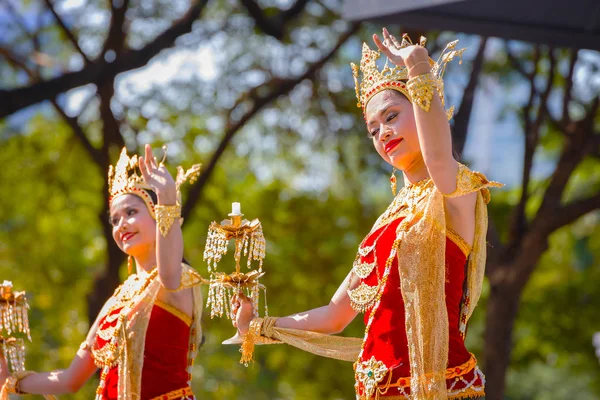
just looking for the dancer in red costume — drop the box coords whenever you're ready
[234,29,502,400]
[0,145,203,400]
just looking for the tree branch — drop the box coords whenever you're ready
[505,46,541,250]
[182,22,360,220]
[0,47,34,75]
[1,45,104,168]
[452,36,487,157]
[561,49,577,128]
[546,193,600,234]
[0,0,209,118]
[240,0,309,40]
[43,0,91,65]
[101,0,131,56]
[534,95,599,225]
[51,100,105,167]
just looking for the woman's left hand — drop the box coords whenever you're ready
[139,144,177,204]
[231,292,256,336]
[373,28,431,77]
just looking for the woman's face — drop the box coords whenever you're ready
[109,194,156,258]
[365,90,422,171]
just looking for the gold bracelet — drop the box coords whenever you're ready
[260,316,279,338]
[155,204,182,237]
[407,60,431,77]
[3,375,19,394]
[406,73,440,112]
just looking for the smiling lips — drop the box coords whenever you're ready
[121,232,136,242]
[385,138,403,154]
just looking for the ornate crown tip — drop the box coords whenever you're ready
[351,34,465,114]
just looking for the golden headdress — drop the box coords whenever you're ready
[107,147,201,219]
[351,34,466,119]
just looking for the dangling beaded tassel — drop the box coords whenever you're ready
[390,168,397,196]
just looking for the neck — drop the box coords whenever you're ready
[133,251,156,274]
[400,156,430,186]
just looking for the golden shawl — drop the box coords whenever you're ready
[242,164,501,400]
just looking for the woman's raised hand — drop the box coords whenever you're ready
[139,144,177,205]
[231,292,256,336]
[373,28,431,77]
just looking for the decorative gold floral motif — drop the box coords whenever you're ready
[352,259,377,279]
[355,356,388,399]
[348,282,382,313]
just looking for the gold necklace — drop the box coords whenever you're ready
[348,180,433,313]
[92,269,158,368]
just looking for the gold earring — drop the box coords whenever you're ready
[128,255,133,275]
[390,168,397,196]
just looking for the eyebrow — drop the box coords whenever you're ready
[109,205,137,218]
[367,104,394,128]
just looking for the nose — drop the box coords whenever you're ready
[379,123,392,142]
[116,217,129,232]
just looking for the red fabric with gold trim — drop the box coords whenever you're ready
[94,304,191,400]
[357,217,484,397]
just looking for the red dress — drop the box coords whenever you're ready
[354,217,485,399]
[94,300,195,400]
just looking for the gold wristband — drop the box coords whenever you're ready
[155,204,182,237]
[407,60,431,77]
[260,316,279,338]
[4,375,19,394]
[239,317,281,365]
[406,73,441,113]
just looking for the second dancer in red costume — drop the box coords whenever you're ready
[0,145,203,400]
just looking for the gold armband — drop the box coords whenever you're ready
[156,204,182,237]
[444,163,503,202]
[79,340,91,351]
[407,73,441,113]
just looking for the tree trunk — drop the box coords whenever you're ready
[482,280,522,400]
[86,203,124,324]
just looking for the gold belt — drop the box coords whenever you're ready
[150,386,194,400]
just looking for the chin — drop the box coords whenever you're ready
[388,155,407,170]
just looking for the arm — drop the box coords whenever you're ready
[0,347,97,395]
[274,271,359,334]
[139,144,183,290]
[374,29,477,242]
[236,270,359,336]
[374,29,458,194]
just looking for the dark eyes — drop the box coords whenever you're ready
[369,113,398,137]
[110,209,137,226]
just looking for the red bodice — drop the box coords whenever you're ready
[357,217,484,398]
[94,301,192,400]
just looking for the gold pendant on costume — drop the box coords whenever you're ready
[355,356,389,400]
[348,282,383,313]
[352,259,377,279]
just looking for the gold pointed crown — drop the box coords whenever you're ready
[108,147,201,219]
[351,34,466,119]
